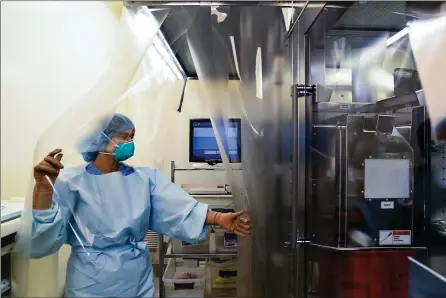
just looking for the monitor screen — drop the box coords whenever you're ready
[189,118,241,163]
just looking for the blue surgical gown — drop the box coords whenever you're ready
[31,163,209,297]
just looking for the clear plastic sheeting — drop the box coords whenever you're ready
[8,2,291,297]
[33,7,169,167]
[409,14,446,144]
[312,32,417,104]
[11,4,170,297]
[183,6,292,297]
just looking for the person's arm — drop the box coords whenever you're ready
[31,179,75,258]
[33,181,54,210]
[205,209,250,236]
[149,170,250,244]
[30,149,73,258]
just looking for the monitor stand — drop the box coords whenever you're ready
[205,159,220,166]
[192,162,223,169]
[192,162,242,171]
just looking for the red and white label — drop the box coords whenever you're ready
[379,230,411,245]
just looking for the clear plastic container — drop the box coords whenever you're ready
[163,258,206,290]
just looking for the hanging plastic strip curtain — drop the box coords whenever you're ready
[8,3,171,296]
[181,6,293,297]
[410,14,446,144]
[6,2,292,297]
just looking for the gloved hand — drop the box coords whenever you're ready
[34,148,64,184]
[33,149,64,209]
[216,210,251,236]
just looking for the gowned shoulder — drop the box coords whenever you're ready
[57,164,89,183]
[132,167,170,187]
[132,166,158,180]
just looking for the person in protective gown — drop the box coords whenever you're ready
[30,113,251,297]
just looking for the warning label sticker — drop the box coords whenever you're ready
[379,230,411,246]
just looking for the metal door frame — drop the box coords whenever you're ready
[289,2,353,297]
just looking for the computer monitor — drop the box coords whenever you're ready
[189,118,241,163]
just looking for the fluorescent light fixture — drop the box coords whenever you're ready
[152,31,186,80]
[386,27,409,47]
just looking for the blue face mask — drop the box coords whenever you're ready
[114,141,135,162]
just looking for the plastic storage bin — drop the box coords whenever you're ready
[163,259,206,289]
[163,259,206,297]
[171,233,209,254]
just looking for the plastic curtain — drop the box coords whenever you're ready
[309,2,419,104]
[11,5,170,297]
[6,3,292,297]
[8,3,291,296]
[184,6,292,297]
[320,33,416,104]
[410,14,446,144]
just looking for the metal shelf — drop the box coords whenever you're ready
[164,253,238,259]
[174,167,228,171]
[1,244,14,257]
[158,160,238,298]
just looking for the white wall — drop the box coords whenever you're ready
[1,1,118,200]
